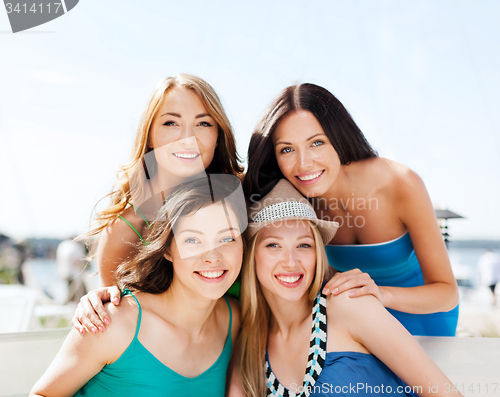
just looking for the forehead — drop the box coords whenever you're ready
[258,220,313,239]
[273,110,324,142]
[160,86,209,114]
[175,201,242,233]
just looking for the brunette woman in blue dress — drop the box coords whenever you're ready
[242,83,458,337]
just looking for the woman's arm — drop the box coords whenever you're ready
[329,292,462,397]
[71,210,145,333]
[30,329,108,396]
[30,302,132,397]
[323,169,458,314]
[96,213,144,287]
[382,169,458,313]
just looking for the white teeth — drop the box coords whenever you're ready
[198,270,225,279]
[298,171,323,181]
[276,275,301,284]
[174,153,199,159]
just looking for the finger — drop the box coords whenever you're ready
[347,286,368,298]
[79,296,105,333]
[332,278,371,295]
[109,286,121,306]
[323,272,350,294]
[348,286,382,303]
[88,293,111,327]
[71,310,86,334]
[324,274,363,293]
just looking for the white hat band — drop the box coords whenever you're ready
[251,201,317,223]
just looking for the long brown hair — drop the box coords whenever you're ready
[239,221,331,397]
[82,74,243,244]
[115,176,247,294]
[243,83,377,200]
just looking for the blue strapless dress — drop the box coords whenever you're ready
[325,232,458,336]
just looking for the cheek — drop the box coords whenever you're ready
[254,253,271,284]
[198,130,219,156]
[301,252,317,275]
[276,155,294,177]
[150,128,175,149]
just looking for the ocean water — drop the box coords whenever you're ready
[24,248,494,294]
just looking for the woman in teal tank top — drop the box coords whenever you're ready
[31,177,246,397]
[243,83,459,337]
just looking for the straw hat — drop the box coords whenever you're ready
[246,179,339,244]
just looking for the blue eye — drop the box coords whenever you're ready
[184,238,198,244]
[163,121,176,126]
[280,147,292,154]
[312,141,323,147]
[299,243,312,248]
[199,121,213,127]
[266,243,279,248]
[221,237,235,243]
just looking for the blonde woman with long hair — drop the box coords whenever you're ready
[233,179,461,397]
[73,74,242,333]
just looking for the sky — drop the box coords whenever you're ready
[0,0,499,240]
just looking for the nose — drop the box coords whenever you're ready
[281,249,299,270]
[298,148,313,170]
[201,246,222,264]
[180,125,196,140]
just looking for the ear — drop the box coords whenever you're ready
[164,250,173,262]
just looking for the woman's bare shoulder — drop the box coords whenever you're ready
[326,291,385,325]
[99,206,147,246]
[357,157,424,197]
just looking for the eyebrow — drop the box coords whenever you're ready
[261,234,314,241]
[176,227,240,235]
[159,112,213,119]
[275,133,325,146]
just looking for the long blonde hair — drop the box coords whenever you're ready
[239,221,330,397]
[83,74,243,241]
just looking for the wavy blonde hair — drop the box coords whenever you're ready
[83,74,242,242]
[239,221,331,397]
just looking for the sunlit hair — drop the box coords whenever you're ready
[81,74,243,245]
[239,220,330,397]
[243,83,377,200]
[115,177,247,294]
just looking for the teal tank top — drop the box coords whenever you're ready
[74,290,233,396]
[325,232,458,336]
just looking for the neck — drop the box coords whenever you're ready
[264,292,313,338]
[152,278,219,337]
[321,163,354,201]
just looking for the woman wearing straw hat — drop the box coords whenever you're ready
[232,179,460,397]
[242,83,459,337]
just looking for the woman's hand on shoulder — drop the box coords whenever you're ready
[322,269,386,306]
[72,286,121,334]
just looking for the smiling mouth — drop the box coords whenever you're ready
[275,275,303,284]
[173,152,200,159]
[195,270,226,279]
[296,170,324,182]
